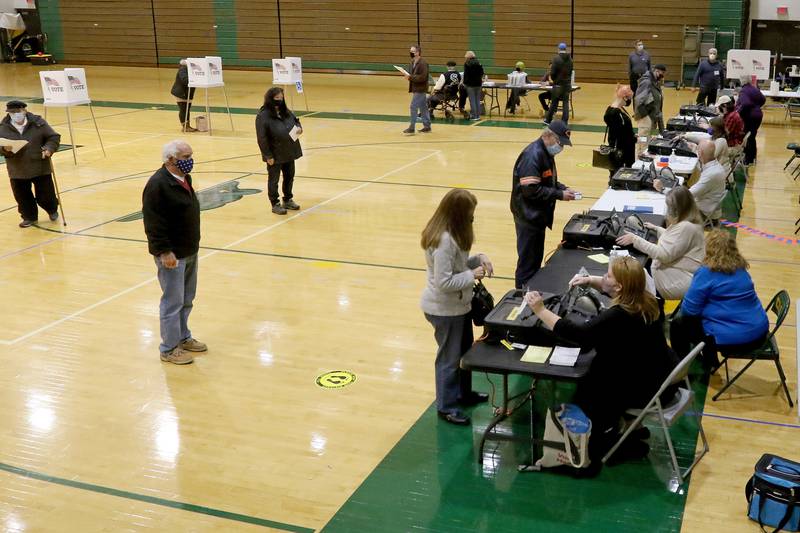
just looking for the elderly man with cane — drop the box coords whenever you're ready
[0,100,62,228]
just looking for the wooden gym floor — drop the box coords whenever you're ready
[0,63,798,532]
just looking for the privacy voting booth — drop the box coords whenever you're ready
[39,68,105,164]
[186,56,234,135]
[272,57,308,111]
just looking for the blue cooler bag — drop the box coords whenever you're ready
[746,454,800,532]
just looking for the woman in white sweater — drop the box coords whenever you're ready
[420,189,493,425]
[616,186,705,299]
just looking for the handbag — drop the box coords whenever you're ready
[469,280,494,327]
[746,454,800,532]
[593,126,623,171]
[536,403,592,469]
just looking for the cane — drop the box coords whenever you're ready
[48,157,67,226]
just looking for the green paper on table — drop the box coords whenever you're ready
[587,253,609,264]
[521,345,552,364]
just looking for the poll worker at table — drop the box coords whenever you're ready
[524,256,678,459]
[716,95,744,149]
[505,61,530,115]
[0,100,61,228]
[616,186,705,300]
[691,48,726,107]
[510,120,578,289]
[683,116,729,169]
[628,40,651,94]
[689,140,726,223]
[544,43,573,125]
[603,84,636,177]
[670,229,768,369]
[634,64,667,139]
[736,74,766,165]
[421,189,494,426]
[462,51,484,120]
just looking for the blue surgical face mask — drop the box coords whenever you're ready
[547,142,563,156]
[9,112,25,123]
[175,157,194,174]
[707,127,714,135]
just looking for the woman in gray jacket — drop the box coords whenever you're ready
[420,189,493,425]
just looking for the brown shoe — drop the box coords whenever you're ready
[160,347,194,365]
[180,338,207,352]
[183,124,198,132]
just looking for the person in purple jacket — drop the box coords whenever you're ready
[736,74,766,165]
[670,229,769,369]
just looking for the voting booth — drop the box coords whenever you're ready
[186,56,234,134]
[272,56,308,110]
[39,68,105,164]
[726,49,771,82]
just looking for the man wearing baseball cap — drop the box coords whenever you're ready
[510,119,580,288]
[544,42,573,124]
[0,100,61,228]
[633,63,667,142]
[716,94,744,148]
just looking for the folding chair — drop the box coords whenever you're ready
[784,142,799,171]
[602,343,709,492]
[787,98,800,121]
[723,153,745,213]
[713,290,794,407]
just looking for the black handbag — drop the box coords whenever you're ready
[593,127,622,171]
[469,280,494,326]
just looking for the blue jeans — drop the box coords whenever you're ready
[409,92,431,128]
[425,313,474,415]
[466,86,481,118]
[155,253,198,354]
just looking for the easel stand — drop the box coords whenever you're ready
[186,83,234,135]
[282,83,309,112]
[44,102,106,165]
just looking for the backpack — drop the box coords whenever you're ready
[746,454,800,532]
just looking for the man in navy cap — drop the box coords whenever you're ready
[0,100,61,228]
[544,43,573,124]
[510,119,579,288]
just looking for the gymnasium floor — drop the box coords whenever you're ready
[0,63,798,532]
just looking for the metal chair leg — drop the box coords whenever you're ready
[713,358,758,400]
[785,154,797,170]
[774,358,795,407]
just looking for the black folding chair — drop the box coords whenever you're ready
[713,290,794,407]
[784,142,799,172]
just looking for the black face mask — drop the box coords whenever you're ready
[624,98,632,106]
[410,52,415,59]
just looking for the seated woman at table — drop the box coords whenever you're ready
[603,84,636,178]
[683,115,729,169]
[616,186,705,300]
[524,256,678,458]
[420,188,494,426]
[505,61,530,115]
[670,229,768,369]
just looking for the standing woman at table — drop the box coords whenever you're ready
[615,186,705,300]
[603,84,636,179]
[736,74,766,165]
[524,256,678,459]
[462,51,484,120]
[421,188,494,425]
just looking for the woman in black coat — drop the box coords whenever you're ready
[170,59,196,131]
[255,87,303,215]
[603,84,636,179]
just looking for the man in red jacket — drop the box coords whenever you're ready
[402,45,431,135]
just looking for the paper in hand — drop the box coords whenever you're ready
[289,125,300,141]
[393,65,410,77]
[0,138,28,154]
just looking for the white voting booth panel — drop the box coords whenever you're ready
[186,56,233,133]
[726,49,771,81]
[272,57,308,108]
[39,68,104,163]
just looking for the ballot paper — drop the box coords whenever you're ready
[0,138,28,154]
[289,125,300,141]
[521,345,551,364]
[549,346,581,367]
[587,253,609,264]
[393,65,410,76]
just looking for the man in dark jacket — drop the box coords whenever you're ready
[628,40,651,94]
[462,51,484,120]
[171,59,197,132]
[142,140,205,365]
[692,48,725,106]
[544,43,573,124]
[0,100,61,228]
[256,87,303,214]
[403,45,431,134]
[634,64,667,139]
[510,120,578,288]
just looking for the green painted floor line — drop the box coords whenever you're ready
[0,95,608,132]
[0,462,314,532]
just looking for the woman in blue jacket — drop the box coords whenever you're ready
[670,229,769,368]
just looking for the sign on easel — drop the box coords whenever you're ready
[726,49,771,81]
[39,68,104,164]
[272,59,292,84]
[187,56,224,88]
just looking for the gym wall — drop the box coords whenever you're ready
[36,0,745,82]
